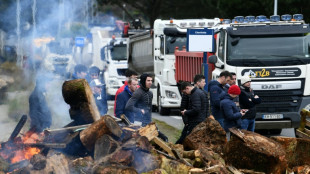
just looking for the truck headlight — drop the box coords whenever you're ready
[108,79,119,86]
[165,90,178,99]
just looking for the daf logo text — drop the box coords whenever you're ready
[261,84,282,90]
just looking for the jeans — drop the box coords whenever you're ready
[216,118,225,128]
[176,122,200,144]
[241,118,255,132]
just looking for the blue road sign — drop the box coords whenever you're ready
[75,37,85,47]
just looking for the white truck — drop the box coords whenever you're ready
[207,14,310,132]
[100,37,128,98]
[128,19,221,115]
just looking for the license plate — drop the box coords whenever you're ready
[262,114,283,119]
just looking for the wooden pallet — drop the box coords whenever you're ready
[296,119,310,139]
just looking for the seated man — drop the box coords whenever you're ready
[90,79,108,116]
[115,78,139,123]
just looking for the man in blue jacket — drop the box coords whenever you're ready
[220,85,246,140]
[208,71,232,127]
[115,78,139,123]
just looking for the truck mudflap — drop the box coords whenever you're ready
[255,112,300,129]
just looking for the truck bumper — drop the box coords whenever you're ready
[255,96,310,129]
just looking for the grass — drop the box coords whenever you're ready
[152,118,182,144]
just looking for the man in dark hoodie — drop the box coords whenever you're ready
[125,73,153,126]
[176,81,206,144]
[208,71,232,127]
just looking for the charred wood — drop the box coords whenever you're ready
[94,134,119,161]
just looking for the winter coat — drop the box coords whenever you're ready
[239,86,262,119]
[220,93,242,132]
[29,86,52,133]
[115,86,135,123]
[208,80,225,119]
[94,92,108,116]
[183,87,207,124]
[125,86,153,126]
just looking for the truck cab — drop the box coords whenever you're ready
[101,37,128,98]
[209,14,310,131]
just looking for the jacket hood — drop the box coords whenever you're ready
[208,80,220,92]
[220,92,232,100]
[140,74,150,91]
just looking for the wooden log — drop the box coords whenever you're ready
[69,156,94,174]
[92,164,138,174]
[183,117,226,153]
[62,79,100,124]
[271,136,310,168]
[224,128,287,174]
[143,169,168,174]
[120,127,137,143]
[94,134,119,161]
[159,155,192,174]
[80,115,122,151]
[110,149,134,166]
[30,154,46,170]
[0,156,9,172]
[138,122,158,141]
[292,165,310,174]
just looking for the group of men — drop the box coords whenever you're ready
[114,70,154,127]
[177,71,261,143]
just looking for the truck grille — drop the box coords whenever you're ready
[255,89,303,112]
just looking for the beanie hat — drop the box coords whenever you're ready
[228,85,241,95]
[241,75,251,85]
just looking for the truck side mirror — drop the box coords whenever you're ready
[208,55,217,64]
[154,36,161,57]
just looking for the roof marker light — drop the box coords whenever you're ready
[189,22,196,26]
[180,22,187,27]
[270,15,280,22]
[293,14,303,21]
[281,14,292,21]
[234,16,244,23]
[223,19,231,24]
[198,22,205,26]
[245,16,255,22]
[256,15,267,22]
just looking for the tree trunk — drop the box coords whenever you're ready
[62,79,100,124]
[224,128,287,174]
[80,115,122,151]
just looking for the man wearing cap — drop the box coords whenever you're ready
[220,85,246,140]
[239,75,261,132]
[208,71,232,127]
[90,79,108,116]
[115,78,139,123]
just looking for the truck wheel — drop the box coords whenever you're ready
[157,90,170,116]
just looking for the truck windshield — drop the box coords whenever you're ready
[227,34,310,66]
[110,44,127,61]
[165,35,187,54]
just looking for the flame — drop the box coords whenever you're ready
[0,131,43,164]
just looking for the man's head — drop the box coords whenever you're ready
[228,85,241,98]
[140,73,153,89]
[89,66,100,80]
[218,71,232,85]
[128,77,138,92]
[74,64,88,79]
[229,72,236,86]
[125,69,138,79]
[241,75,251,88]
[90,79,103,95]
[193,74,206,89]
[181,81,194,95]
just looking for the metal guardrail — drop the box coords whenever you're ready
[296,109,310,138]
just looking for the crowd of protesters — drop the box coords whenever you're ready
[176,71,261,143]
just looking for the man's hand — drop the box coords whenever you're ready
[209,115,215,120]
[181,109,186,116]
[141,109,145,114]
[254,95,259,99]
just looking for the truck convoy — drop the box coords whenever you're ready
[207,14,310,132]
[128,19,221,115]
[129,14,310,132]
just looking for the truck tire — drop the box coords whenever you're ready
[157,90,170,116]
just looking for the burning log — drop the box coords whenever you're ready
[183,117,227,153]
[80,115,122,151]
[62,79,100,124]
[9,115,27,142]
[224,128,287,173]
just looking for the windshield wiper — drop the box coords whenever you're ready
[227,58,266,66]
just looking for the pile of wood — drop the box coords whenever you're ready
[2,79,310,173]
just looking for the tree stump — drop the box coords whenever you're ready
[62,79,100,124]
[183,117,226,153]
[94,134,119,161]
[224,128,287,174]
[271,136,310,168]
[80,115,122,151]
